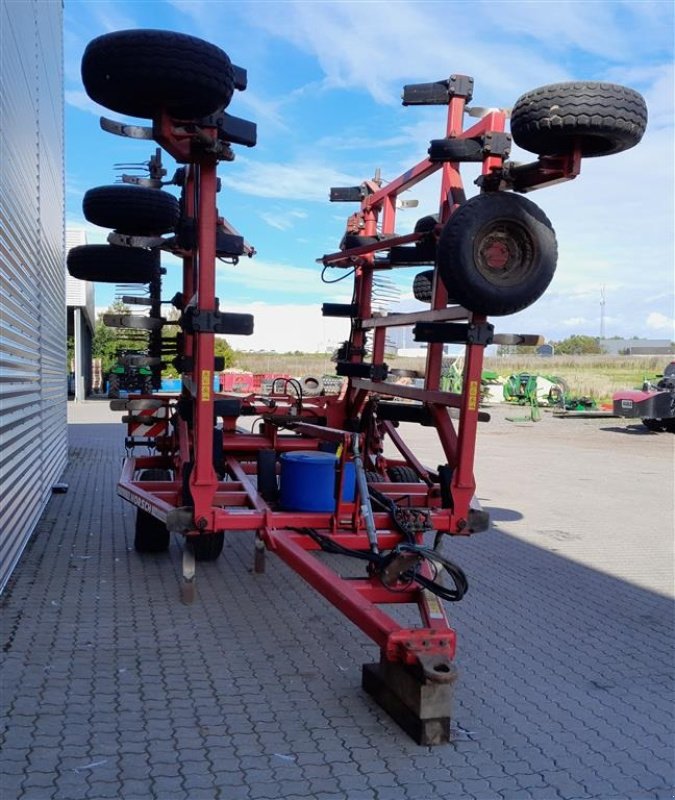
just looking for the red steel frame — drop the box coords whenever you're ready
[117,83,582,701]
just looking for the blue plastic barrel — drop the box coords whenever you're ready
[280,451,356,512]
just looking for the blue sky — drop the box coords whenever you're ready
[64,0,674,352]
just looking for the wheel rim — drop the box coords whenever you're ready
[473,219,536,287]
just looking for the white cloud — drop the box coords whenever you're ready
[220,157,362,201]
[65,90,110,118]
[223,302,351,353]
[259,209,308,231]
[646,312,675,333]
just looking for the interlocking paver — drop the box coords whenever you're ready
[0,403,673,800]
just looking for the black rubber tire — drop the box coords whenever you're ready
[642,418,665,432]
[414,214,439,259]
[83,185,180,235]
[365,471,386,483]
[387,466,420,483]
[108,373,120,399]
[414,215,439,234]
[428,138,483,163]
[81,29,234,119]
[301,376,324,397]
[437,192,557,316]
[187,532,224,562]
[413,270,435,303]
[510,81,647,157]
[67,245,160,284]
[134,469,171,553]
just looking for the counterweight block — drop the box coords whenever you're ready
[362,657,458,746]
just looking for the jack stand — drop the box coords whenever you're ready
[180,544,196,605]
[362,655,458,745]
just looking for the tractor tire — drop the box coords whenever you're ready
[387,466,420,482]
[107,373,120,399]
[365,471,386,483]
[413,270,435,303]
[81,29,234,119]
[437,192,557,316]
[187,532,224,562]
[301,376,324,397]
[83,185,180,235]
[67,244,160,284]
[134,469,171,553]
[510,81,647,158]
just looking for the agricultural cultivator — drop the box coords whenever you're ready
[67,29,647,743]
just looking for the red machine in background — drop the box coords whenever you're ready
[68,29,647,743]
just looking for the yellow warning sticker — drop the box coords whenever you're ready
[468,380,479,411]
[201,370,211,402]
[424,591,445,619]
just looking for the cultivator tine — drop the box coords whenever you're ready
[180,544,196,605]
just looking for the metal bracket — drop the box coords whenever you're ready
[335,362,389,380]
[482,131,512,158]
[102,314,164,332]
[322,303,358,318]
[492,333,544,347]
[166,507,194,533]
[413,321,494,346]
[107,231,165,249]
[120,175,164,189]
[402,74,474,106]
[180,308,254,335]
[330,186,365,202]
[100,116,153,139]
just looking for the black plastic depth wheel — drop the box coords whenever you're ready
[413,270,435,303]
[511,81,647,157]
[67,244,160,284]
[187,532,224,562]
[81,29,234,119]
[134,469,171,553]
[437,192,557,316]
[83,185,180,235]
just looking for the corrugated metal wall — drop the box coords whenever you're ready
[0,1,67,592]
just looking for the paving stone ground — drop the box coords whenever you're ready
[1,400,673,800]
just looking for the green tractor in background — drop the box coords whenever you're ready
[107,350,154,398]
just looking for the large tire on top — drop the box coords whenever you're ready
[83,185,180,235]
[81,29,234,119]
[510,82,647,158]
[134,469,171,553]
[67,244,160,284]
[437,193,557,316]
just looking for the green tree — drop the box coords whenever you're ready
[214,336,235,368]
[93,301,144,373]
[550,335,602,355]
